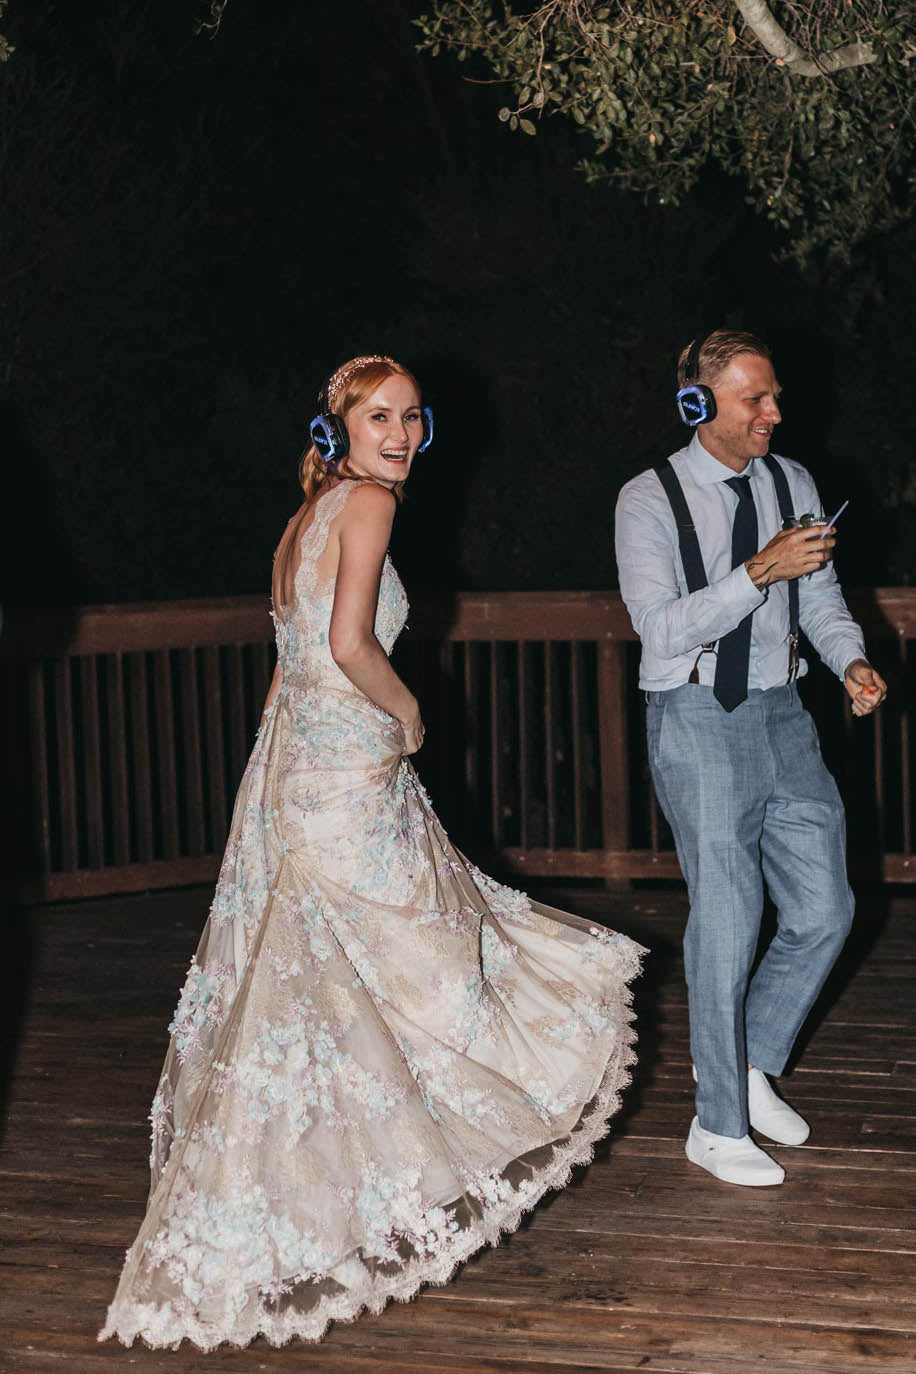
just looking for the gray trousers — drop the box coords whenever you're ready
[647,682,854,1138]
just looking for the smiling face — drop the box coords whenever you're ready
[700,352,783,472]
[341,373,424,489]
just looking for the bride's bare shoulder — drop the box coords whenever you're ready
[340,481,397,525]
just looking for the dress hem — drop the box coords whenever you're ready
[97,983,641,1353]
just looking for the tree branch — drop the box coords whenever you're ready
[734,0,876,75]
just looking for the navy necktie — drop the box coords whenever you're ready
[713,475,758,712]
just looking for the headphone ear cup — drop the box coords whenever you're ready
[676,384,717,427]
[327,414,349,460]
[418,405,434,453]
[309,415,333,459]
[309,413,349,462]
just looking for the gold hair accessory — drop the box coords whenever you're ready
[326,355,396,409]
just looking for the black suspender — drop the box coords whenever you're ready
[654,455,800,684]
[653,460,716,681]
[653,460,708,593]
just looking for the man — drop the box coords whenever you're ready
[615,330,886,1187]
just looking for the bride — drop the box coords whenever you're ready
[100,354,644,1351]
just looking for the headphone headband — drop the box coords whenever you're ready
[675,331,717,428]
[684,334,704,383]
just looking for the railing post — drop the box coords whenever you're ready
[597,640,630,887]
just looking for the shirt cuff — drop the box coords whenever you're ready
[734,562,769,607]
[840,650,869,680]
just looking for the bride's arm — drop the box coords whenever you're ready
[328,483,422,742]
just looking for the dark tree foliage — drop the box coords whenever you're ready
[417,1,916,263]
[0,1,11,62]
[0,0,913,612]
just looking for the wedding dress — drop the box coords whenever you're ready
[100,480,644,1350]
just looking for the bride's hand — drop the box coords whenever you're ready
[399,708,425,755]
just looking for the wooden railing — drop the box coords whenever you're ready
[0,589,913,903]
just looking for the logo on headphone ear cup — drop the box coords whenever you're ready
[676,384,717,427]
[418,405,434,452]
[309,413,349,463]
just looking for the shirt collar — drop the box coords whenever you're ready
[687,430,763,487]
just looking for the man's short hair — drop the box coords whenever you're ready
[677,329,772,389]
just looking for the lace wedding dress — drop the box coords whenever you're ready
[100,480,644,1350]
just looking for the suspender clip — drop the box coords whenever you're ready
[688,642,717,684]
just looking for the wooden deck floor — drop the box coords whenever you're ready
[2,883,916,1373]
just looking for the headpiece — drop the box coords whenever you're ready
[325,355,397,410]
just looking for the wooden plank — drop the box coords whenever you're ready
[27,662,51,873]
[491,847,915,883]
[498,847,680,879]
[79,656,104,869]
[900,637,911,855]
[518,642,528,850]
[128,652,154,863]
[53,657,79,871]
[544,642,556,850]
[250,638,272,712]
[105,654,130,866]
[201,644,227,849]
[225,644,247,793]
[153,650,179,859]
[570,642,585,851]
[178,648,205,856]
[2,589,915,659]
[463,641,479,837]
[13,844,913,904]
[873,693,885,857]
[649,779,661,854]
[0,596,273,658]
[596,642,629,870]
[396,591,635,643]
[489,641,501,848]
[0,1338,635,1374]
[4,856,221,905]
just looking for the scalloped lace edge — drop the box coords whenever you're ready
[98,1009,639,1351]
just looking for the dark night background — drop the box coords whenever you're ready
[1,0,914,612]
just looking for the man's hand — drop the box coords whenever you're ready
[844,659,887,717]
[745,526,836,590]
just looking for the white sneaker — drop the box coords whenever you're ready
[690,1063,811,1146]
[748,1066,810,1145]
[685,1117,785,1186]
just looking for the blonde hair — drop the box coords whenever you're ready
[272,355,421,612]
[677,329,771,388]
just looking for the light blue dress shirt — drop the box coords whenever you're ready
[614,432,866,692]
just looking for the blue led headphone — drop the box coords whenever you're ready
[676,333,718,427]
[308,370,434,473]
